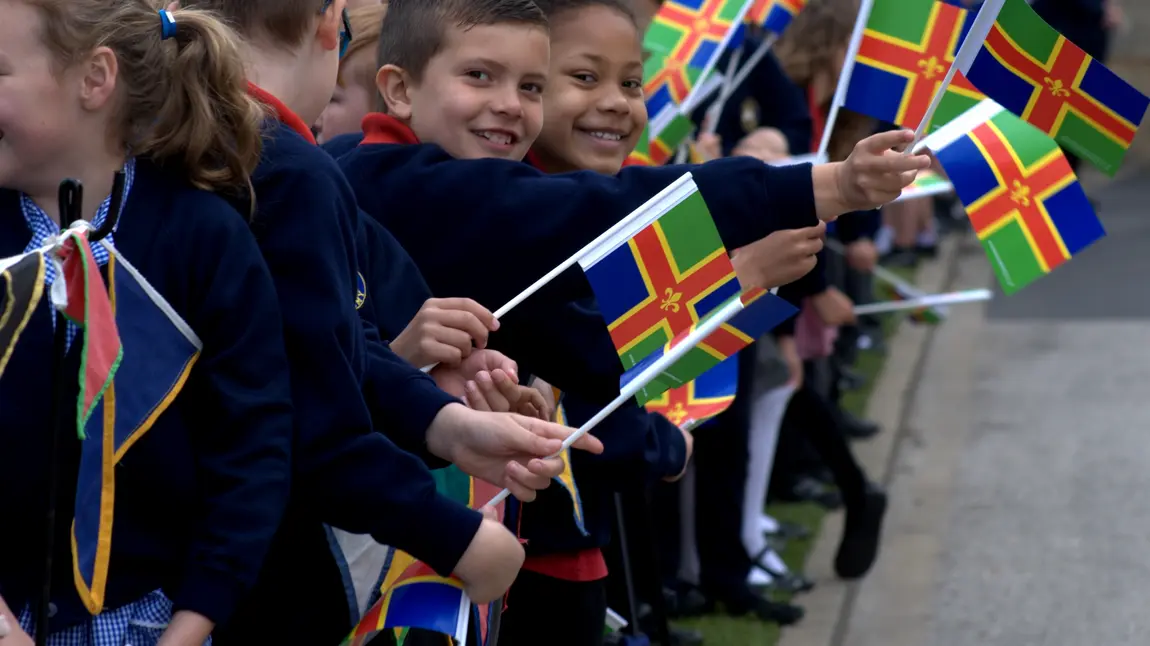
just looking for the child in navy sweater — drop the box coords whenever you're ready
[0,2,292,644]
[340,0,930,404]
[184,1,601,643]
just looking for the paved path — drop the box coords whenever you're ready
[783,6,1150,645]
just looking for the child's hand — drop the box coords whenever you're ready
[822,130,931,217]
[694,132,723,162]
[464,373,551,421]
[845,239,878,272]
[531,377,558,420]
[811,286,856,326]
[454,516,524,603]
[0,613,33,646]
[731,222,825,289]
[431,349,518,400]
[392,298,499,368]
[425,405,605,502]
[663,426,695,482]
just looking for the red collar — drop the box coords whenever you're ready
[523,149,548,172]
[247,82,316,145]
[361,113,420,145]
[807,84,827,154]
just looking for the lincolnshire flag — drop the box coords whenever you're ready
[954,0,1149,175]
[644,52,706,126]
[346,468,505,646]
[0,252,46,379]
[746,0,807,35]
[844,0,985,133]
[644,353,738,429]
[624,287,797,405]
[552,404,588,536]
[643,0,752,110]
[643,0,750,66]
[578,185,739,373]
[628,114,695,167]
[71,246,202,614]
[926,99,1105,294]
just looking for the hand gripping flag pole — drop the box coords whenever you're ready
[35,172,124,646]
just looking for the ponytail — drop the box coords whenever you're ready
[26,0,264,196]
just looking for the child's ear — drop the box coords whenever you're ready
[316,0,343,54]
[377,64,414,121]
[79,46,119,112]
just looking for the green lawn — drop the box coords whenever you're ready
[675,278,913,646]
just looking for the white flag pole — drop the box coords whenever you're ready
[421,174,698,372]
[484,294,748,507]
[905,0,1006,151]
[852,289,992,316]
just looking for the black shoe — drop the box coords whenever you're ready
[838,366,867,391]
[755,570,816,596]
[915,242,939,258]
[722,593,805,626]
[664,583,708,619]
[834,484,889,579]
[773,476,843,510]
[665,626,705,646]
[836,410,881,440]
[879,247,918,268]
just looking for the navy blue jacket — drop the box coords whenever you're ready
[0,159,294,631]
[321,132,364,159]
[219,120,481,645]
[338,123,818,401]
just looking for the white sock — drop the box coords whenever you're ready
[759,514,780,533]
[741,385,796,558]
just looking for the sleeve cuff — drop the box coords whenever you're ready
[173,566,247,627]
[762,162,819,231]
[380,492,485,577]
[397,375,460,469]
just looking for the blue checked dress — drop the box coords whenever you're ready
[21,160,136,350]
[15,159,208,646]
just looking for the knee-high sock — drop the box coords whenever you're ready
[741,384,796,562]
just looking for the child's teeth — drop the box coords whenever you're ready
[590,131,622,141]
[480,131,512,145]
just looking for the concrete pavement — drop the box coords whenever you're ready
[781,5,1150,645]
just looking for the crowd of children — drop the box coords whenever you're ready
[0,0,983,644]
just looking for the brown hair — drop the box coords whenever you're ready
[377,0,548,83]
[186,0,321,48]
[338,3,388,91]
[533,0,637,27]
[774,0,874,161]
[26,0,264,194]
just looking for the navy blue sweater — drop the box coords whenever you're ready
[338,123,818,401]
[219,119,481,644]
[0,159,294,631]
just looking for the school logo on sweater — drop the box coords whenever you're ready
[355,272,367,310]
[741,97,761,133]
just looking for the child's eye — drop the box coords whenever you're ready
[571,73,596,84]
[466,70,492,81]
[521,82,544,94]
[622,79,642,90]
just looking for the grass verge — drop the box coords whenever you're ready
[674,273,915,646]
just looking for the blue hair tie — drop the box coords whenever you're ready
[159,10,178,40]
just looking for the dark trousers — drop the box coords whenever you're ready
[782,385,868,510]
[499,569,608,646]
[694,348,757,596]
